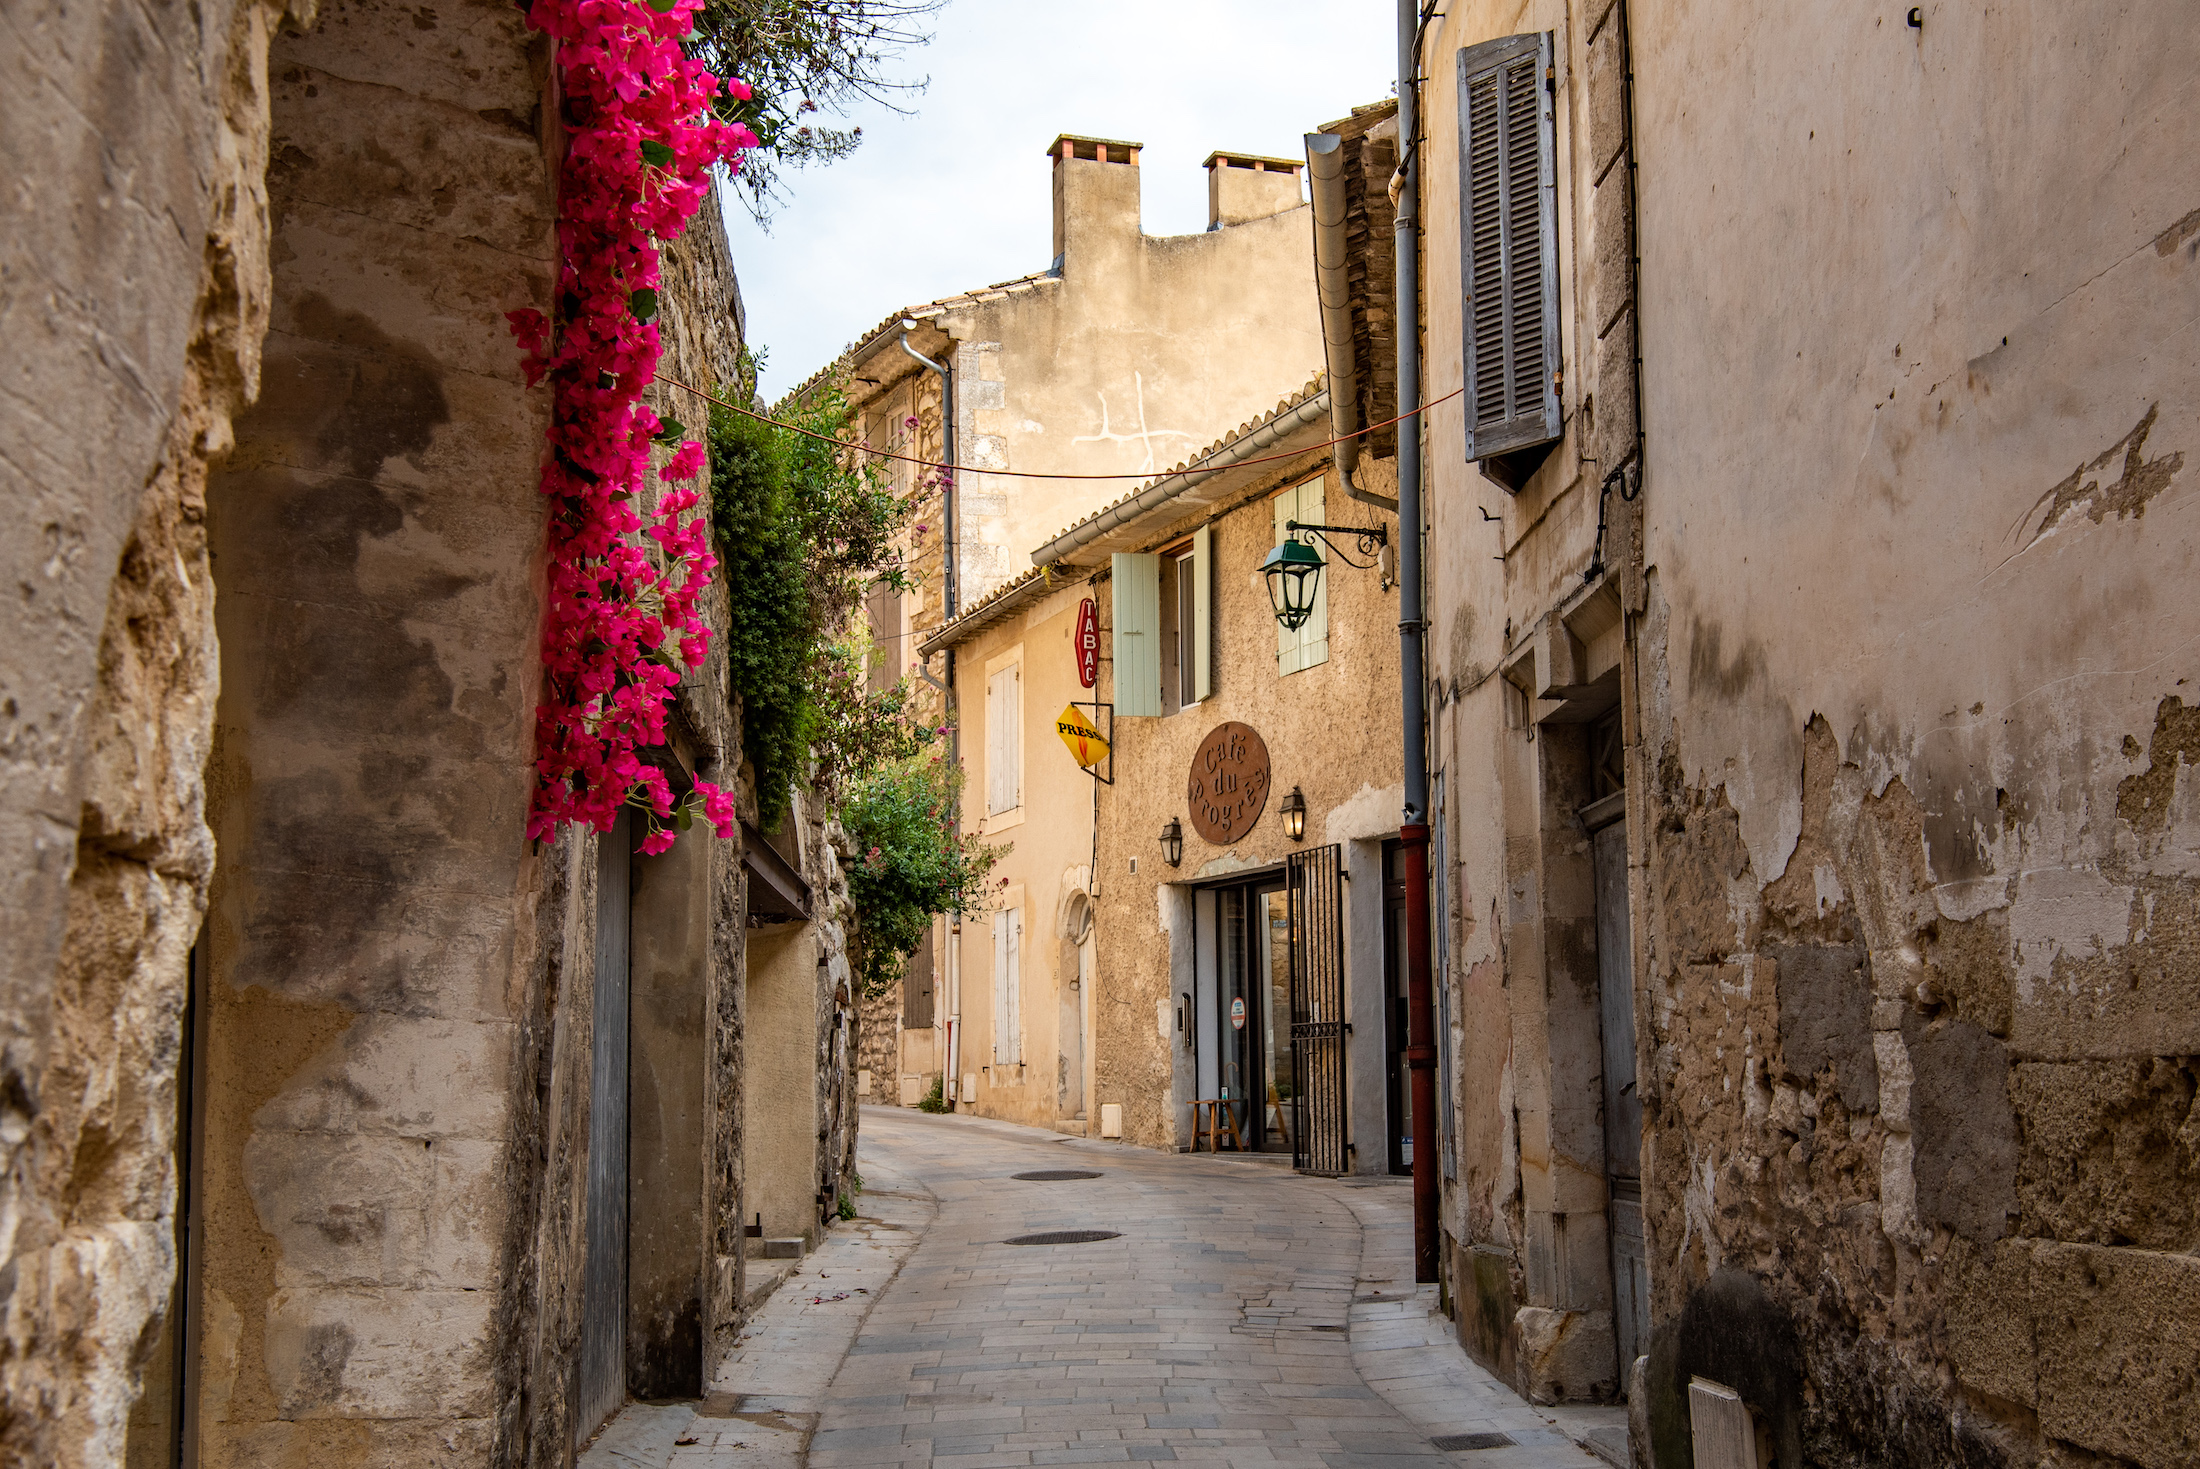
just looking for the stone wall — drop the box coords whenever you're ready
[1420,0,2200,1463]
[1,0,303,1460]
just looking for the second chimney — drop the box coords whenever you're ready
[1204,151,1305,228]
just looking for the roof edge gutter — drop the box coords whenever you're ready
[916,567,1063,661]
[1030,388,1332,568]
[1305,133,1396,514]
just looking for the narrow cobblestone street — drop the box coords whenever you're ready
[584,1109,1624,1469]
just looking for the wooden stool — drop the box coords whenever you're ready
[1191,1098,1244,1153]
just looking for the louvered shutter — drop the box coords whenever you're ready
[1006,909,1021,1063]
[1458,31,1561,462]
[986,663,1020,815]
[1112,553,1161,715]
[1275,480,1330,675]
[992,916,1007,1061]
[1191,524,1213,703]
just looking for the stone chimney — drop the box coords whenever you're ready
[1204,151,1304,228]
[1048,133,1142,267]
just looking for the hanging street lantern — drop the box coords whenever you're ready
[1259,537,1326,630]
[1260,519,1390,631]
[1159,817,1184,868]
[1280,786,1307,841]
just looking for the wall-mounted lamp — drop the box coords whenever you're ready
[1259,520,1390,630]
[1159,817,1184,868]
[1280,786,1307,842]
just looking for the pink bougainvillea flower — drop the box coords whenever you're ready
[661,440,707,480]
[505,0,756,850]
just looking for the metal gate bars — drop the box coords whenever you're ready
[1286,844,1348,1175]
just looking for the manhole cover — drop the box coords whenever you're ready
[1011,1170,1103,1181]
[1431,1432,1516,1451]
[1004,1229,1121,1246]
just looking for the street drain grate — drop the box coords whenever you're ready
[1431,1432,1516,1451]
[1012,1170,1104,1181]
[1004,1229,1121,1246]
[1309,1324,1347,1332]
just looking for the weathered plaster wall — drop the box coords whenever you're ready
[944,588,1096,1132]
[1091,442,1404,1154]
[1422,0,2200,1461]
[1,0,304,1460]
[842,142,1325,614]
[1625,6,2200,1460]
[194,0,559,1457]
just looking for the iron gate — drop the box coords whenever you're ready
[1286,844,1348,1175]
[577,809,632,1443]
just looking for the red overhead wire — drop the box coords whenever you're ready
[651,371,1464,483]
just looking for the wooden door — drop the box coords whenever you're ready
[1592,816,1649,1371]
[578,810,633,1442]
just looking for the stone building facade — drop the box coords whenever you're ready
[1410,1,2200,1465]
[4,0,858,1463]
[821,131,1329,1118]
[1043,383,1409,1164]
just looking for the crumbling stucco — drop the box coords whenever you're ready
[0,0,307,1459]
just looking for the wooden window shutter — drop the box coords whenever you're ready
[1458,31,1561,462]
[992,915,1007,1061]
[1274,480,1329,675]
[986,664,1020,814]
[1006,909,1021,1063]
[1191,525,1213,703]
[1111,553,1162,715]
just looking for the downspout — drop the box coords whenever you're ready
[902,322,963,1106]
[1304,133,1396,514]
[1396,0,1439,1284]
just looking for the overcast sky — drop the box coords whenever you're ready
[723,1,1398,401]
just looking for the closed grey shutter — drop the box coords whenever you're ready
[1458,31,1560,461]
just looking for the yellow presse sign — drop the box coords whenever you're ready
[1056,703,1110,769]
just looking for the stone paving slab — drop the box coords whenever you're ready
[582,1107,1626,1468]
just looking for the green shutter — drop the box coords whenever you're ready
[1192,524,1213,703]
[1275,481,1329,675]
[1112,553,1161,715]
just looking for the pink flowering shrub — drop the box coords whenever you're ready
[506,0,759,851]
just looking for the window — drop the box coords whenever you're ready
[1458,31,1561,478]
[1273,478,1329,674]
[986,661,1021,816]
[992,905,1022,1063]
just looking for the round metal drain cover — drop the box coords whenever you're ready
[1011,1170,1104,1181]
[1004,1229,1121,1246]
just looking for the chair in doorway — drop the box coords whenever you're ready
[1191,1097,1244,1153]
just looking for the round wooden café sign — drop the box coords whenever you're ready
[1187,721,1271,845]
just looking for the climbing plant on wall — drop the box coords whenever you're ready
[707,359,928,828]
[507,0,757,852]
[841,753,1005,1000]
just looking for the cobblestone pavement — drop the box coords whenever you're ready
[584,1107,1625,1469]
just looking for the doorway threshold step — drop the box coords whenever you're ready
[742,1253,801,1313]
[1051,1118,1089,1136]
[747,1236,805,1260]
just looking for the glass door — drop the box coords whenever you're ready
[1213,880,1290,1151]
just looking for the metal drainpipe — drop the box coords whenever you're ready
[1396,0,1440,1285]
[901,324,962,1106]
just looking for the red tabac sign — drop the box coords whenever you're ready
[1076,597,1099,688]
